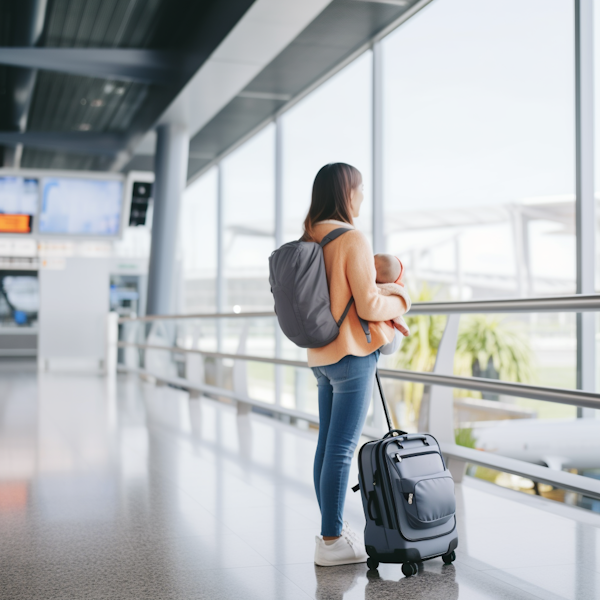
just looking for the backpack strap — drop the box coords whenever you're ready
[358,315,372,343]
[336,297,372,344]
[319,227,352,247]
[337,297,355,327]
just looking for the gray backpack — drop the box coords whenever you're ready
[268,227,371,349]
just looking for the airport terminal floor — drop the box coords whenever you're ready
[1,361,599,600]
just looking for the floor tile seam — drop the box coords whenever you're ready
[141,447,319,511]
[124,531,262,547]
[481,568,579,600]
[447,563,550,600]
[138,461,229,510]
[272,559,321,567]
[232,533,313,569]
[462,478,600,526]
[140,426,289,497]
[471,561,579,572]
[272,563,318,599]
[140,404,319,498]
[492,562,600,577]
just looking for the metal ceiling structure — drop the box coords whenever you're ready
[0,0,256,171]
[185,0,424,180]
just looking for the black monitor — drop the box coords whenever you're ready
[129,182,153,226]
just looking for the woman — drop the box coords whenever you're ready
[305,163,407,567]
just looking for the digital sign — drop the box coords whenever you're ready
[0,214,32,234]
[0,177,38,235]
[39,177,123,236]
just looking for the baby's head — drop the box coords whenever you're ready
[374,253,401,284]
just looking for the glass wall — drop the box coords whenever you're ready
[180,167,218,313]
[383,0,575,302]
[174,0,597,467]
[281,52,373,243]
[221,124,276,312]
[379,0,578,427]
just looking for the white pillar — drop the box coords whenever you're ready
[146,124,189,315]
[575,0,597,417]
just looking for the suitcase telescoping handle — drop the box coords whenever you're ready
[375,371,429,444]
[375,369,395,433]
[383,431,431,445]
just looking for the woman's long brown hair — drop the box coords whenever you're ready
[302,163,362,241]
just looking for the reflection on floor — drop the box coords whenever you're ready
[0,362,599,600]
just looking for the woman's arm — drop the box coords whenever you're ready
[344,231,407,322]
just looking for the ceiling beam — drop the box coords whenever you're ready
[0,48,194,85]
[0,132,127,155]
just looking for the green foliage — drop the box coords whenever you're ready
[393,284,535,423]
[454,427,477,449]
[395,283,446,421]
[455,315,534,384]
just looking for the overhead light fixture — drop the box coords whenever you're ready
[104,83,115,94]
[90,99,104,107]
[78,123,91,131]
[80,98,87,105]
[114,87,126,95]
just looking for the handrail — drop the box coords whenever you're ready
[440,443,600,501]
[117,293,600,323]
[408,294,600,315]
[119,311,275,323]
[117,341,600,410]
[378,368,600,410]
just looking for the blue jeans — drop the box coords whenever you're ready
[311,351,379,537]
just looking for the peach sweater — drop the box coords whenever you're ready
[306,221,407,368]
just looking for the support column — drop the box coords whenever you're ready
[215,164,225,387]
[274,117,284,406]
[146,124,189,315]
[575,0,596,417]
[216,163,225,315]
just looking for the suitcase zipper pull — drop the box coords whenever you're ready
[408,493,413,505]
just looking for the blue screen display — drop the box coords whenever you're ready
[0,177,39,215]
[39,177,123,236]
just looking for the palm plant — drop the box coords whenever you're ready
[395,283,446,422]
[455,315,534,399]
[395,284,535,423]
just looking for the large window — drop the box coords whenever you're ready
[281,52,373,243]
[180,167,218,313]
[221,124,276,312]
[178,0,592,416]
[380,0,578,421]
[383,0,575,301]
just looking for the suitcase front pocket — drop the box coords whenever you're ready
[399,471,455,529]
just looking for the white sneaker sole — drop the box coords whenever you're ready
[314,555,368,567]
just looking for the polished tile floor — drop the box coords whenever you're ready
[0,362,599,599]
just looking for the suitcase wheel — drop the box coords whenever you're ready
[366,557,379,570]
[442,550,456,565]
[401,562,417,577]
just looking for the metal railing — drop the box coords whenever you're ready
[114,293,600,501]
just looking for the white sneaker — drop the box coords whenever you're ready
[314,531,369,567]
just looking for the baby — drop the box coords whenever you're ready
[374,253,411,355]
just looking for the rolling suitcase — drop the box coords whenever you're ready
[355,371,458,576]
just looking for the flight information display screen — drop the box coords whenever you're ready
[39,177,123,236]
[0,177,38,234]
